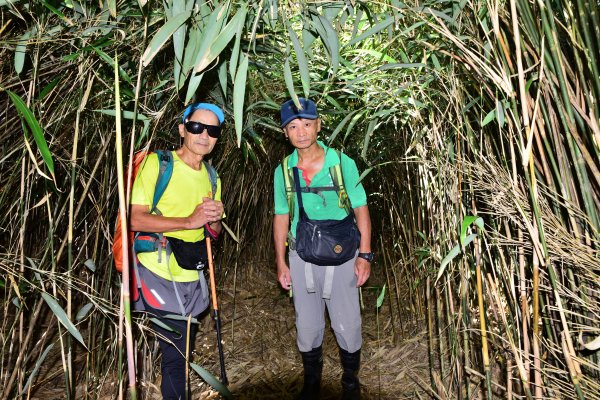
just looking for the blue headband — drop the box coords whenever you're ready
[181,103,225,124]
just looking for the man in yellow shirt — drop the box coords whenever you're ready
[130,103,225,399]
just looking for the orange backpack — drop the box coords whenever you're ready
[113,151,149,272]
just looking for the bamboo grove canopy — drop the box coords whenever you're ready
[0,0,599,398]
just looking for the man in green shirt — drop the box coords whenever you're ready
[273,98,373,400]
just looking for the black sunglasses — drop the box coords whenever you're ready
[184,121,221,138]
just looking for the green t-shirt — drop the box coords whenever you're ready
[131,151,222,282]
[273,141,367,238]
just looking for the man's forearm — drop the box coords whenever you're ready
[354,205,372,252]
[273,214,290,266]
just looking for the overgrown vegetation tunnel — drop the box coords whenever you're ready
[1,0,599,399]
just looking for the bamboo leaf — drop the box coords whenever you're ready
[15,27,35,74]
[172,0,188,90]
[142,11,192,67]
[579,333,600,351]
[376,284,387,308]
[92,47,132,85]
[0,0,21,6]
[378,63,426,71]
[189,362,232,399]
[76,303,94,321]
[94,109,149,121]
[7,90,54,175]
[438,234,480,285]
[41,293,86,347]
[287,22,311,98]
[328,111,357,145]
[481,109,496,126]
[108,0,116,17]
[185,73,204,104]
[460,216,483,246]
[496,100,505,127]
[83,259,96,272]
[283,55,300,114]
[194,5,247,74]
[221,221,239,242]
[21,344,54,395]
[361,118,378,159]
[218,61,228,99]
[347,16,394,47]
[228,18,244,79]
[233,53,249,147]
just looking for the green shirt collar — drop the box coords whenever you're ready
[286,140,340,169]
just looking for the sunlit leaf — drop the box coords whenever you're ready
[481,109,496,126]
[287,22,310,98]
[436,244,460,284]
[142,11,192,66]
[233,53,249,147]
[283,55,299,113]
[460,215,483,246]
[347,16,394,47]
[107,0,116,17]
[194,5,247,74]
[376,284,387,308]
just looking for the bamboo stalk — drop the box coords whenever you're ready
[114,52,137,400]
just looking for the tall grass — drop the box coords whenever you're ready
[0,0,598,398]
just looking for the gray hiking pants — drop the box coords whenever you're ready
[289,250,362,353]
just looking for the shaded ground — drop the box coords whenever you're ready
[136,267,431,399]
[27,266,429,399]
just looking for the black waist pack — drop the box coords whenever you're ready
[293,167,360,266]
[166,237,208,270]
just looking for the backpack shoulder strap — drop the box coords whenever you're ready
[282,155,295,221]
[150,150,174,215]
[202,160,218,199]
[329,149,352,214]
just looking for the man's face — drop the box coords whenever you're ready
[178,109,220,156]
[283,118,320,150]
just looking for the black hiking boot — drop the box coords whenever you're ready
[296,346,323,400]
[340,348,361,400]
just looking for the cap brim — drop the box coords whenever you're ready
[280,114,318,128]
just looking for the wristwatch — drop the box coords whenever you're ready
[357,252,374,263]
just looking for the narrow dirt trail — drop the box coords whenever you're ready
[150,268,432,400]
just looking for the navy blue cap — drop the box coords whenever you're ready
[280,98,318,128]
[181,103,225,124]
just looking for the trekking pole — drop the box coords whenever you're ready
[206,236,228,385]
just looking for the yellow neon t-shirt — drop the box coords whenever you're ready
[130,151,222,282]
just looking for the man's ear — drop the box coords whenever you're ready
[178,123,185,138]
